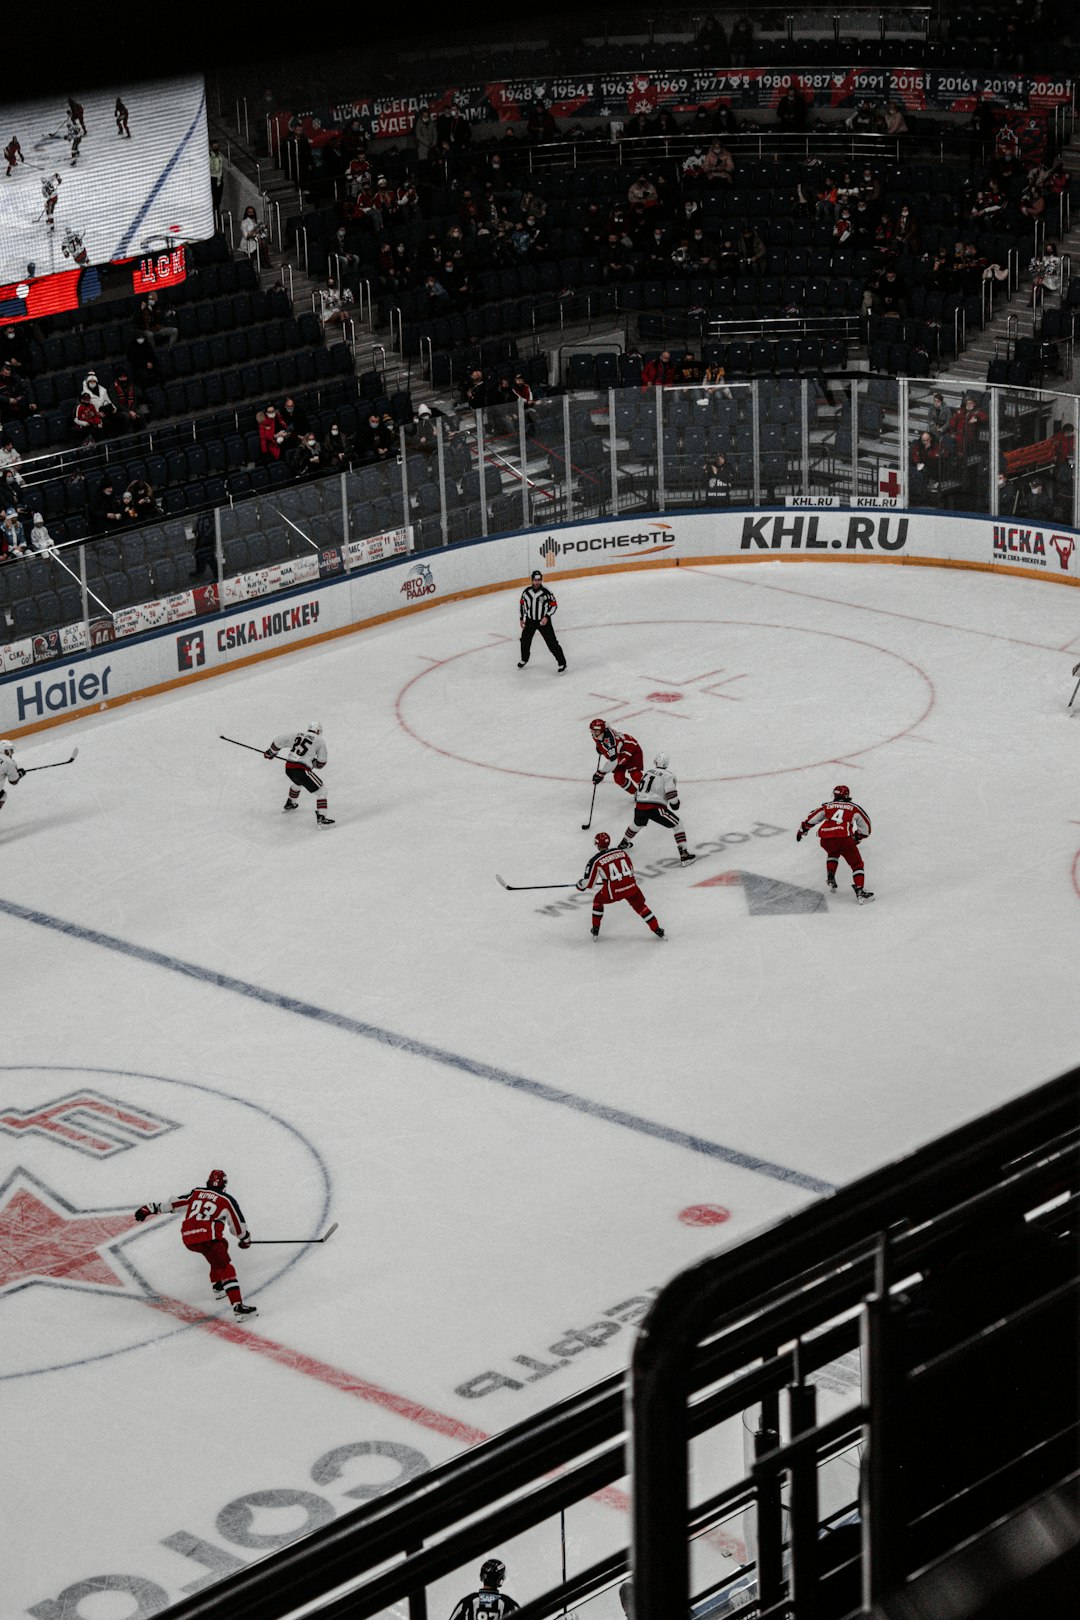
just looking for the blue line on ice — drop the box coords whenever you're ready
[110,83,207,261]
[0,895,835,1195]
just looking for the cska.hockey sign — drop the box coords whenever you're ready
[740,514,909,551]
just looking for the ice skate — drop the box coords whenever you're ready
[517,660,527,669]
[856,888,875,905]
[212,1281,227,1302]
[557,664,567,674]
[654,927,666,939]
[233,1302,258,1319]
[678,849,696,864]
[590,926,600,938]
[316,813,336,827]
[826,875,837,891]
[617,838,631,850]
[283,799,299,812]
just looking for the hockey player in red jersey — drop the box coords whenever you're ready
[796,785,874,903]
[577,831,665,939]
[134,1169,258,1318]
[589,719,644,796]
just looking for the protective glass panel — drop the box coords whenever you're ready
[904,380,992,514]
[996,384,1077,531]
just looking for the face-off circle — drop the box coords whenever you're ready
[395,619,934,783]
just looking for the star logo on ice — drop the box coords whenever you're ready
[0,1167,146,1300]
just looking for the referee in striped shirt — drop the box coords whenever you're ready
[518,569,567,673]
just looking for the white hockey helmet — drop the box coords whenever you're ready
[0,739,13,756]
[653,751,669,769]
[308,723,322,736]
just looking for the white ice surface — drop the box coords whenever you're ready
[3,560,1079,1616]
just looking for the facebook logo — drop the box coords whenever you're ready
[176,631,205,670]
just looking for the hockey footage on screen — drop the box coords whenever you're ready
[0,75,213,283]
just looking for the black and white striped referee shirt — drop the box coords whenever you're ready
[519,584,557,622]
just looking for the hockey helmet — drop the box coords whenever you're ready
[589,718,606,736]
[594,831,611,851]
[480,1561,506,1589]
[308,723,322,736]
[832,785,851,801]
[653,752,669,769]
[206,1169,228,1191]
[0,739,12,756]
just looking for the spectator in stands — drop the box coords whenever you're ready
[73,390,105,445]
[415,403,437,454]
[209,140,224,215]
[678,351,701,384]
[240,204,271,270]
[776,87,807,131]
[322,422,353,469]
[109,366,145,431]
[188,513,217,582]
[258,406,285,461]
[28,512,55,553]
[126,332,159,387]
[512,372,536,421]
[926,392,950,443]
[414,106,438,176]
[289,432,323,480]
[704,452,732,504]
[737,225,766,275]
[463,369,489,412]
[0,322,32,374]
[1020,474,1054,519]
[628,172,658,208]
[878,100,908,137]
[278,396,310,438]
[833,208,854,246]
[1030,242,1063,300]
[362,410,395,462]
[699,140,735,185]
[0,436,24,487]
[948,394,988,461]
[641,350,676,392]
[120,489,142,525]
[730,15,754,64]
[88,476,124,531]
[0,507,26,557]
[700,359,732,398]
[128,478,160,520]
[135,292,179,349]
[909,431,940,501]
[0,363,37,422]
[81,370,117,430]
[845,99,876,132]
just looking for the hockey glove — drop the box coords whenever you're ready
[239,1234,251,1249]
[134,1205,155,1222]
[16,768,25,779]
[591,771,604,785]
[854,833,864,844]
[264,748,277,760]
[671,799,680,810]
[796,829,804,842]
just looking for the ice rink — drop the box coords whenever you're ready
[3,557,1079,1617]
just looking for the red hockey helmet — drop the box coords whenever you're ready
[206,1169,228,1191]
[594,831,611,850]
[589,718,606,736]
[832,785,851,801]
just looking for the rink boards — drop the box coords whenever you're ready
[2,505,1077,737]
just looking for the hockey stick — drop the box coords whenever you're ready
[220,735,271,755]
[21,746,78,774]
[249,1223,338,1246]
[496,874,576,891]
[581,781,598,831]
[1069,674,1080,708]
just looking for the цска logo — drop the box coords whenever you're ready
[400,563,437,600]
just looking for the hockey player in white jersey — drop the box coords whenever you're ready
[617,752,695,864]
[61,114,83,167]
[41,172,61,229]
[264,723,334,826]
[0,739,24,814]
[61,230,89,266]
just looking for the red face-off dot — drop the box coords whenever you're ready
[647,691,684,702]
[679,1204,731,1227]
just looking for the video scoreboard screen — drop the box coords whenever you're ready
[0,75,212,287]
